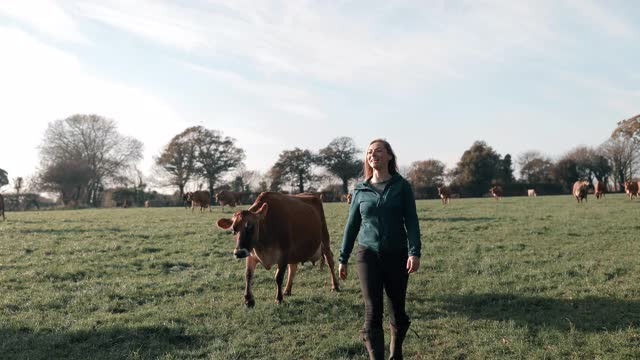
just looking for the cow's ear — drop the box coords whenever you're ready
[217,218,233,230]
[256,203,268,218]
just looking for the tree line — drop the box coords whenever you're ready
[1,113,639,206]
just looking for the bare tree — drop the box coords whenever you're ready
[517,151,554,183]
[155,127,197,198]
[600,135,640,190]
[38,114,143,205]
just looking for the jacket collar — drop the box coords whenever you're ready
[355,173,402,191]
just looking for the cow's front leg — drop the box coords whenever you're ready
[244,256,257,307]
[284,263,298,296]
[274,261,287,304]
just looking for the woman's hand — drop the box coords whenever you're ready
[339,263,348,280]
[407,256,420,274]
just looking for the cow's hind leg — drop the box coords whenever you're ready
[244,256,257,307]
[274,261,288,304]
[324,250,340,292]
[284,263,298,296]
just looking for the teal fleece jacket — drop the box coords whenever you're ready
[339,173,422,264]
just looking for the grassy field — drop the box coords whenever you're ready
[1,194,639,359]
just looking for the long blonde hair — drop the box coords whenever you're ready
[363,138,399,179]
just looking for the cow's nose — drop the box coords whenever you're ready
[234,248,250,259]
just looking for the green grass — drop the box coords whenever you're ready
[1,195,639,359]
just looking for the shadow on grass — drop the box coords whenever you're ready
[434,293,640,332]
[0,325,203,360]
[423,216,496,222]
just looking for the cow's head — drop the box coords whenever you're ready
[216,203,268,259]
[186,192,194,201]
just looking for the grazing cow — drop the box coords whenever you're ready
[490,186,503,200]
[215,190,244,211]
[573,180,589,203]
[0,194,5,221]
[188,190,211,212]
[594,182,606,199]
[437,185,451,205]
[216,192,340,307]
[624,181,639,199]
[527,189,537,197]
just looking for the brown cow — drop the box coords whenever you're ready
[216,192,339,307]
[594,182,606,199]
[527,189,537,197]
[490,186,503,200]
[187,191,211,212]
[215,191,244,212]
[0,193,5,221]
[437,185,450,205]
[624,181,639,199]
[573,180,589,203]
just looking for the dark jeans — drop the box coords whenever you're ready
[356,245,410,331]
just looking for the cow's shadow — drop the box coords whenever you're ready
[426,293,640,332]
[0,325,203,359]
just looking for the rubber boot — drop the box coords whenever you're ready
[359,328,385,360]
[389,322,410,360]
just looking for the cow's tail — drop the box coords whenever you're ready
[313,200,331,271]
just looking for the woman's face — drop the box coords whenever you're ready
[367,142,391,171]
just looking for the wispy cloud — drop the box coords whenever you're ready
[67,0,567,90]
[0,0,90,44]
[0,27,184,177]
[564,0,636,38]
[182,61,326,120]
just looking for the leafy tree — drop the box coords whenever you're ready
[191,126,245,201]
[611,114,640,141]
[562,146,612,184]
[155,127,198,198]
[551,158,580,192]
[272,148,316,193]
[39,160,93,205]
[497,154,515,184]
[451,141,501,196]
[38,114,143,205]
[0,168,8,189]
[318,137,363,194]
[407,159,446,187]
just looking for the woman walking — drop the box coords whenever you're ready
[339,138,422,360]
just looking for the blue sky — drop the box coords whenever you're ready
[1,0,638,188]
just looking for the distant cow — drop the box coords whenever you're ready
[144,200,150,208]
[216,192,339,307]
[437,185,450,205]
[624,181,639,199]
[573,180,589,203]
[188,191,211,212]
[527,189,537,197]
[0,194,5,221]
[490,186,503,200]
[594,182,606,199]
[215,191,244,211]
